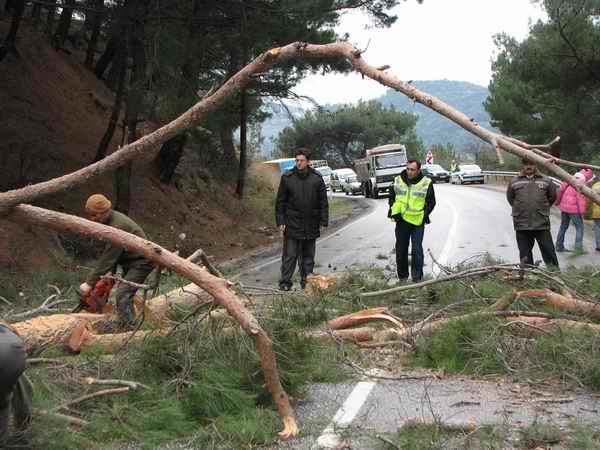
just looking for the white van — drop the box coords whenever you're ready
[331,168,357,192]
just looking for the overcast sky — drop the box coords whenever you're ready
[294,0,547,105]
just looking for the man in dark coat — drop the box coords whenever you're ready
[275,149,329,290]
[0,322,32,446]
[79,194,155,329]
[506,158,559,269]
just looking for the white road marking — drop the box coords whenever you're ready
[243,205,380,273]
[431,197,459,277]
[314,381,377,449]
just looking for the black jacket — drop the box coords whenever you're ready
[506,173,556,231]
[387,170,436,225]
[275,167,329,239]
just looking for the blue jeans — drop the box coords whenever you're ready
[556,212,584,250]
[595,219,600,250]
[395,220,425,282]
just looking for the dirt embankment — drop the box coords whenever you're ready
[0,19,278,274]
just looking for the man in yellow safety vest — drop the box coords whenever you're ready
[388,160,436,282]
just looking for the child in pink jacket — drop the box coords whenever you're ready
[555,172,587,251]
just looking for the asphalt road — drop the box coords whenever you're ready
[239,183,599,288]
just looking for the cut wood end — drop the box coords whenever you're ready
[278,416,299,439]
[67,322,90,353]
[267,48,281,59]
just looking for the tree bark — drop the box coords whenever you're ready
[154,0,204,181]
[95,44,127,162]
[52,0,75,49]
[8,204,298,438]
[3,41,600,213]
[94,35,117,79]
[220,126,236,164]
[85,0,104,68]
[236,88,248,197]
[156,134,186,183]
[44,0,57,36]
[0,0,24,62]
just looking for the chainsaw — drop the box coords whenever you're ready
[73,277,115,314]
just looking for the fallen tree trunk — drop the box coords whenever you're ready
[8,204,297,439]
[67,323,169,353]
[1,43,599,213]
[518,289,600,320]
[303,327,376,342]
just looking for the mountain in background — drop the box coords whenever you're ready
[260,102,308,157]
[260,80,496,155]
[377,80,496,149]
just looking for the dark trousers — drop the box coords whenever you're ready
[0,326,29,443]
[515,229,559,269]
[115,260,154,327]
[395,221,425,282]
[280,238,316,288]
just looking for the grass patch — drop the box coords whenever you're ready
[329,196,353,219]
[386,422,504,450]
[518,422,562,448]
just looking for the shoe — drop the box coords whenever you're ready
[556,247,565,252]
[279,285,291,292]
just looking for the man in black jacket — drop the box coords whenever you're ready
[388,160,436,283]
[275,149,329,290]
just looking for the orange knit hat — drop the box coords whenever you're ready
[85,194,112,214]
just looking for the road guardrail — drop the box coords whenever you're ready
[483,171,561,187]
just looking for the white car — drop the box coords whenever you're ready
[341,175,363,195]
[451,164,484,185]
[331,168,356,192]
[315,166,332,190]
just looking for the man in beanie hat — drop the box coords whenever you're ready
[80,194,154,329]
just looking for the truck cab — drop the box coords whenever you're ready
[354,144,408,198]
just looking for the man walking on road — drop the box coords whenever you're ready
[276,149,329,291]
[506,158,559,269]
[389,160,436,283]
[79,194,155,329]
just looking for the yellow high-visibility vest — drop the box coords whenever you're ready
[390,176,431,226]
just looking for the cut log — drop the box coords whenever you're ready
[67,322,170,353]
[11,313,110,351]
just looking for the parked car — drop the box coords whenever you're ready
[314,165,333,190]
[451,164,484,185]
[331,168,357,192]
[341,175,363,195]
[422,164,450,183]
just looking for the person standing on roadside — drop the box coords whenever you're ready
[592,176,600,252]
[388,160,436,283]
[506,158,559,268]
[275,149,329,291]
[555,172,588,252]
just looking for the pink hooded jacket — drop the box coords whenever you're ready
[556,172,588,214]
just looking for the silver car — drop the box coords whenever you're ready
[451,164,484,185]
[341,175,363,195]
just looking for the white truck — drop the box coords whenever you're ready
[354,144,408,199]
